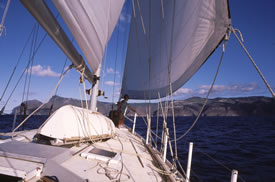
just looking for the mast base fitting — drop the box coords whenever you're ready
[86,89,92,95]
[98,90,105,97]
[85,89,104,97]
[93,75,100,83]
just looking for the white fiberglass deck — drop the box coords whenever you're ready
[61,126,169,181]
[0,126,181,182]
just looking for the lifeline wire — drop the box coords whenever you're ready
[196,147,246,182]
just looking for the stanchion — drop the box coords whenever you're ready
[231,169,238,182]
[132,113,137,134]
[186,142,193,182]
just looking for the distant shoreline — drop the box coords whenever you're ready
[9,96,275,117]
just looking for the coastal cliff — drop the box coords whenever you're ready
[12,96,275,116]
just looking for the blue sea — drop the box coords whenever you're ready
[1,115,275,182]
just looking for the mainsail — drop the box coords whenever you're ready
[53,0,125,73]
[121,0,231,100]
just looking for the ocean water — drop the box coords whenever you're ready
[1,115,275,182]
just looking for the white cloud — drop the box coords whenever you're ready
[198,89,208,95]
[106,68,119,75]
[197,83,259,95]
[119,12,131,23]
[173,83,260,98]
[25,65,61,77]
[104,81,120,86]
[173,88,193,96]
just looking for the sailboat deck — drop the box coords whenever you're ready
[0,126,180,181]
[62,127,165,181]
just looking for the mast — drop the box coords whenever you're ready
[90,63,101,112]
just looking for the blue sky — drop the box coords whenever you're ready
[0,0,274,113]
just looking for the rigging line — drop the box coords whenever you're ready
[100,46,108,93]
[116,135,125,181]
[147,0,152,145]
[160,0,164,19]
[1,57,32,113]
[0,25,36,103]
[172,39,228,143]
[0,0,10,37]
[176,160,187,179]
[128,111,162,140]
[169,90,178,159]
[168,93,179,165]
[135,0,150,54]
[22,13,59,103]
[155,0,165,144]
[196,147,246,182]
[119,0,131,86]
[0,27,49,113]
[158,92,168,153]
[82,70,89,110]
[155,101,160,148]
[232,27,275,98]
[12,64,73,134]
[49,38,74,115]
[136,0,146,35]
[22,24,37,104]
[132,0,136,18]
[164,93,169,120]
[158,92,167,124]
[167,0,177,160]
[26,24,40,104]
[111,14,121,108]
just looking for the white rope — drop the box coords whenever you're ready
[147,164,178,177]
[161,0,165,19]
[132,0,136,18]
[100,46,108,93]
[169,80,178,160]
[172,39,228,142]
[12,65,73,135]
[136,0,146,34]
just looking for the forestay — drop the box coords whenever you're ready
[53,0,125,73]
[121,0,231,99]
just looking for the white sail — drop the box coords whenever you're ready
[53,0,125,73]
[121,0,231,99]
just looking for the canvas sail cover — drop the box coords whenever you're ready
[53,0,125,73]
[121,0,231,99]
[38,105,115,140]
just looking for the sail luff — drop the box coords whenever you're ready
[20,0,95,84]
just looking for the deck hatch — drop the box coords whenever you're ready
[80,146,121,164]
